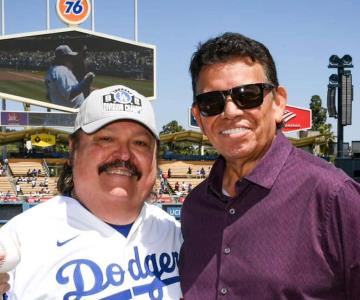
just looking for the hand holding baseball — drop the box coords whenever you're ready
[84,72,95,84]
[0,232,21,272]
[0,272,10,294]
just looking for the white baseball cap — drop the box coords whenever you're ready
[55,45,78,57]
[74,85,159,140]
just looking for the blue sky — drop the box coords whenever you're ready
[1,0,360,143]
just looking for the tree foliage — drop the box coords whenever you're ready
[159,120,185,135]
[309,95,335,156]
[310,95,327,131]
[159,120,196,156]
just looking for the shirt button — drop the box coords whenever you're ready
[224,247,231,254]
[220,287,228,295]
[229,208,236,215]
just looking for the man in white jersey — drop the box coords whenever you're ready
[0,85,183,299]
[45,45,95,108]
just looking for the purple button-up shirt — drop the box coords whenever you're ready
[180,132,360,299]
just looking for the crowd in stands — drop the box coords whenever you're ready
[0,190,15,202]
[0,50,53,71]
[174,181,193,194]
[0,48,153,80]
[0,159,215,205]
[152,164,212,204]
[186,166,208,179]
[15,176,51,195]
[0,161,57,203]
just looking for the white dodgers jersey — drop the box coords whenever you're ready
[1,196,183,299]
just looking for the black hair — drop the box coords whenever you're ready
[190,32,279,100]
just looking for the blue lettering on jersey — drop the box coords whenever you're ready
[56,246,180,299]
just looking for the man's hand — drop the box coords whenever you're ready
[70,72,95,101]
[0,272,10,293]
[0,232,21,272]
[83,72,95,85]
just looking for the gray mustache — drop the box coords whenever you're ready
[98,160,141,179]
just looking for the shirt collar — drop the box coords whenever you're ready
[207,130,293,194]
[245,131,292,189]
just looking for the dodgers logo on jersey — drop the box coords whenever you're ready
[56,246,180,299]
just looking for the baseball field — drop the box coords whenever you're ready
[0,68,154,103]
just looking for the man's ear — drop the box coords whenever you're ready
[272,86,288,124]
[191,105,206,135]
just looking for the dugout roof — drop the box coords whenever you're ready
[0,128,329,149]
[0,127,69,145]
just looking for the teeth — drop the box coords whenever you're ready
[222,128,249,135]
[107,169,133,176]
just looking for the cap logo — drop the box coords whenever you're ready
[102,87,142,114]
[114,90,132,104]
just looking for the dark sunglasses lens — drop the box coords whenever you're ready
[196,92,224,116]
[232,84,264,108]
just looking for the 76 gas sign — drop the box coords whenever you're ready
[57,0,91,25]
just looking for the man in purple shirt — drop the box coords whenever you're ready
[179,32,360,299]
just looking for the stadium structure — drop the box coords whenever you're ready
[0,14,356,224]
[0,124,336,223]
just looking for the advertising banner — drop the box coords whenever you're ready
[31,134,56,147]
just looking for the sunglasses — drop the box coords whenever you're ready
[194,83,275,117]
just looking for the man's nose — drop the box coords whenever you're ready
[222,96,244,119]
[112,143,131,161]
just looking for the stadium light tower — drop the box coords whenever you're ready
[327,54,354,158]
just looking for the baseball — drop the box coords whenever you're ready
[0,232,21,272]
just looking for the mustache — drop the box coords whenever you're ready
[98,159,141,180]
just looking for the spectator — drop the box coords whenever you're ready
[196,169,201,178]
[187,183,193,193]
[15,184,21,195]
[31,169,37,177]
[167,168,172,178]
[174,181,180,192]
[181,181,187,192]
[187,166,192,176]
[200,167,206,178]
[3,157,8,170]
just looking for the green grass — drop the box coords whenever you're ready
[93,75,154,97]
[0,80,46,101]
[0,69,154,104]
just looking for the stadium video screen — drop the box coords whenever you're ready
[0,28,155,109]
